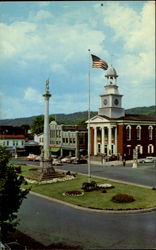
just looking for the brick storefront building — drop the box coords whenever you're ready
[87,66,156,160]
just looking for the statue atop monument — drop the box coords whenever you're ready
[46,79,49,91]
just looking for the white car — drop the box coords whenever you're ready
[61,157,72,163]
[27,154,40,161]
[139,156,156,163]
[53,158,62,166]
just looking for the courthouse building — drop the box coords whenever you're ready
[87,66,156,160]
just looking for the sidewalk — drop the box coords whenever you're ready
[91,159,134,166]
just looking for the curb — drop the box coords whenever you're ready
[30,191,156,215]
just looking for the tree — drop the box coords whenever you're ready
[76,118,87,127]
[20,124,30,134]
[0,146,30,242]
[31,115,55,135]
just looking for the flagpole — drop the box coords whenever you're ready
[88,49,91,183]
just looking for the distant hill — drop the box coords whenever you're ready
[125,106,156,116]
[0,111,97,127]
[0,106,155,127]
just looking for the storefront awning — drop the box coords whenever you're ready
[50,147,61,152]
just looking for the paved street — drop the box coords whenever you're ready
[55,162,156,188]
[11,158,156,188]
[18,193,156,249]
[11,159,156,249]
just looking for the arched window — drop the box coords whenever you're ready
[126,125,131,140]
[136,144,143,154]
[136,125,141,140]
[148,126,153,140]
[148,144,154,154]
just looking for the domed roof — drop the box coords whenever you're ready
[105,66,118,78]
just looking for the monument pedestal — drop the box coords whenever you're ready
[132,159,138,168]
[28,160,64,182]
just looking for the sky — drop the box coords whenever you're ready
[0,1,155,119]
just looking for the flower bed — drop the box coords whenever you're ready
[97,183,114,189]
[63,190,84,197]
[25,175,75,184]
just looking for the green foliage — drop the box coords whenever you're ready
[31,115,44,135]
[76,118,87,127]
[0,146,9,167]
[20,124,30,134]
[31,115,55,135]
[0,146,30,242]
[82,181,97,192]
[111,193,135,203]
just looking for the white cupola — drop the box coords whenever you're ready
[98,66,125,118]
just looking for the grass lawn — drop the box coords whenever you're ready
[14,164,156,211]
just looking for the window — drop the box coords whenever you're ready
[7,141,9,146]
[148,126,153,140]
[126,125,131,140]
[136,145,143,154]
[148,144,154,154]
[127,145,131,155]
[136,125,141,140]
[98,143,101,153]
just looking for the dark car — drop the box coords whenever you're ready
[73,158,87,164]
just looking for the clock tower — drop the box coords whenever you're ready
[98,66,125,118]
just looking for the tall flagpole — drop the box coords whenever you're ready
[88,49,91,183]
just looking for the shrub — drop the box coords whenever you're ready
[111,193,135,203]
[101,190,107,193]
[66,171,71,175]
[82,181,97,192]
[14,166,21,174]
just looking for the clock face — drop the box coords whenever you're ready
[103,99,108,105]
[114,98,119,105]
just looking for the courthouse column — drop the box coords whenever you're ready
[94,127,97,155]
[101,127,105,154]
[114,127,117,155]
[108,126,112,155]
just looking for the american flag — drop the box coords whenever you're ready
[91,54,108,70]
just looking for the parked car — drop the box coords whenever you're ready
[61,157,72,163]
[61,156,76,163]
[139,156,156,163]
[27,154,40,161]
[52,158,62,166]
[73,158,87,164]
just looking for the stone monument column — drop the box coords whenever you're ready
[42,79,51,169]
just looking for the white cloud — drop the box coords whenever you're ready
[99,1,155,85]
[24,87,42,104]
[0,18,106,64]
[52,93,88,114]
[0,2,155,119]
[29,10,54,21]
